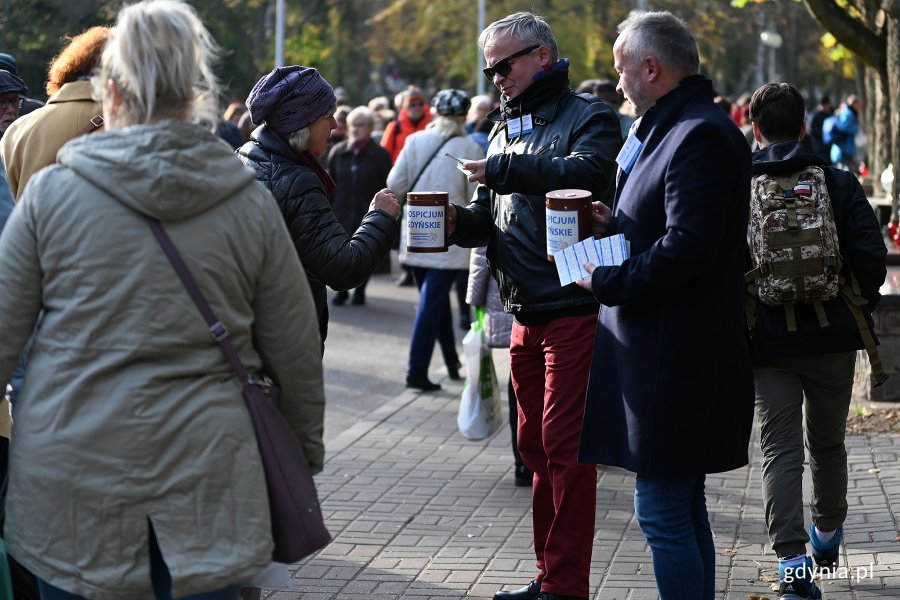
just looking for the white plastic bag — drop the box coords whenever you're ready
[457,308,503,440]
[248,561,297,591]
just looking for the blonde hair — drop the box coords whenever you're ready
[96,0,221,127]
[428,115,466,140]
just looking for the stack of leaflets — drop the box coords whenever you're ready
[553,233,630,286]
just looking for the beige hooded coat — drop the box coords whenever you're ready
[0,120,325,598]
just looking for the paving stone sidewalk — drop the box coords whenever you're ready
[268,382,899,600]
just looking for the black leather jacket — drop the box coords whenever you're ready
[237,126,399,344]
[451,88,622,318]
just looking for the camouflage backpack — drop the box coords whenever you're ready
[745,166,841,330]
[745,165,888,386]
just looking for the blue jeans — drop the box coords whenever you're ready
[407,267,459,376]
[634,473,715,600]
[38,524,240,599]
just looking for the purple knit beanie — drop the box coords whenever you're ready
[247,66,336,137]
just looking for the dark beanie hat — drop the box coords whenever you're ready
[0,54,17,75]
[247,66,336,137]
[0,69,27,96]
[431,89,470,117]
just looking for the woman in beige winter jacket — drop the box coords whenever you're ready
[0,1,324,598]
[0,26,110,200]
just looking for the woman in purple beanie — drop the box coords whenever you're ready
[237,66,402,349]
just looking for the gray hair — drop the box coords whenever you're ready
[287,128,311,153]
[478,12,558,63]
[467,94,493,122]
[286,103,336,153]
[616,11,699,76]
[97,0,221,127]
[346,106,374,129]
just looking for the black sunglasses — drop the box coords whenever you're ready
[483,44,540,80]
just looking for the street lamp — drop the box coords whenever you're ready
[476,0,485,95]
[275,0,285,67]
[760,30,782,83]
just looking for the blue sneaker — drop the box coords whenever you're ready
[779,578,822,600]
[809,523,842,569]
[778,555,821,600]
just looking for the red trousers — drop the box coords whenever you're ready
[510,313,597,598]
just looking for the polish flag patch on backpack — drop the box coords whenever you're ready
[746,165,842,307]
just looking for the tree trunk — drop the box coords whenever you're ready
[888,8,900,217]
[804,0,897,221]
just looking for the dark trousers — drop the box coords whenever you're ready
[754,351,855,557]
[455,269,470,325]
[510,314,597,598]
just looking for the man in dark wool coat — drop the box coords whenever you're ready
[576,11,754,600]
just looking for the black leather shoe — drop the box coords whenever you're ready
[406,374,441,392]
[493,580,541,600]
[514,464,533,487]
[447,360,462,380]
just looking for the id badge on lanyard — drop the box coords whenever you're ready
[616,131,643,174]
[507,113,534,141]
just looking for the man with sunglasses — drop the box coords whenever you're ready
[448,12,621,600]
[0,69,27,139]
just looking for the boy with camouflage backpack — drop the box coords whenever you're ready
[745,83,886,600]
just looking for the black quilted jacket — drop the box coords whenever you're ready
[238,126,399,345]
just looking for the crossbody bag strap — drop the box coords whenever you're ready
[144,216,251,383]
[77,115,104,136]
[405,135,457,201]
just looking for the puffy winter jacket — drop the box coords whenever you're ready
[238,125,400,343]
[466,246,512,348]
